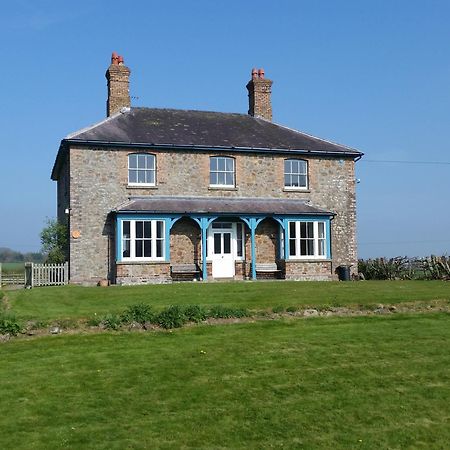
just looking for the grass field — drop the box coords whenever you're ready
[0,313,449,449]
[0,262,24,273]
[5,280,450,321]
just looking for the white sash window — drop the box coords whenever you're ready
[288,221,326,259]
[121,220,165,261]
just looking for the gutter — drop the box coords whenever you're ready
[62,138,364,159]
[113,210,336,216]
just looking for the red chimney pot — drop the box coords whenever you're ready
[118,55,124,65]
[111,52,119,65]
[258,68,265,79]
[251,68,258,80]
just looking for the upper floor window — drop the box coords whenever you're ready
[128,153,156,186]
[210,156,235,187]
[284,159,308,189]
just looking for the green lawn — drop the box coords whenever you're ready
[5,280,450,321]
[0,262,24,273]
[0,314,449,449]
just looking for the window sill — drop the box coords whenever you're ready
[208,186,238,191]
[127,184,158,189]
[116,260,168,265]
[286,258,331,263]
[283,188,310,193]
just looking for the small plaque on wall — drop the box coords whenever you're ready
[72,230,81,239]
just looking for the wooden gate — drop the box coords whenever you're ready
[25,262,69,287]
[0,263,25,287]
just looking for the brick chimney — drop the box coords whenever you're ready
[246,68,273,121]
[105,52,131,117]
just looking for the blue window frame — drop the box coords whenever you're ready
[117,218,165,261]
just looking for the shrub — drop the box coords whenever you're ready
[272,305,285,314]
[121,303,154,325]
[55,319,79,329]
[40,218,68,264]
[86,315,102,327]
[286,306,298,313]
[183,305,208,323]
[421,255,450,280]
[358,257,413,280]
[101,314,122,330]
[208,305,249,319]
[157,305,188,329]
[0,313,22,336]
[28,320,48,330]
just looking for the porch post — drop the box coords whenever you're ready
[250,218,257,280]
[239,216,264,281]
[283,218,290,260]
[192,216,217,281]
[201,217,208,281]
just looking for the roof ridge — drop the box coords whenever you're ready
[132,106,248,117]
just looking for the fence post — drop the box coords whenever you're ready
[64,262,69,285]
[25,262,32,288]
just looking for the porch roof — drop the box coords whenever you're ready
[114,196,334,216]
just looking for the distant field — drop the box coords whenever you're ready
[4,280,450,322]
[0,314,449,449]
[0,262,24,274]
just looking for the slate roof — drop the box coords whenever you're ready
[67,107,361,153]
[115,196,334,216]
[52,107,362,179]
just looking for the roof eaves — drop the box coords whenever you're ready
[62,139,363,158]
[50,141,67,181]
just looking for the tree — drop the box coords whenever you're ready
[40,219,68,264]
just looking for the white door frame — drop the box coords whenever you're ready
[207,222,236,278]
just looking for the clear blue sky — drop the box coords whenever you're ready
[0,0,449,258]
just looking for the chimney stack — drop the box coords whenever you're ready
[105,52,131,117]
[246,67,273,121]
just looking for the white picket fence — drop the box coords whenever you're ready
[25,262,69,287]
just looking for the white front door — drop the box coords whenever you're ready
[211,227,235,278]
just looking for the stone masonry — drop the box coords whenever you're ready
[62,146,357,284]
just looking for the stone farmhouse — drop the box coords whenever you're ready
[51,53,363,285]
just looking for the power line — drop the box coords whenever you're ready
[360,239,450,246]
[361,159,450,165]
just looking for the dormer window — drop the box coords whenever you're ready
[128,153,156,186]
[284,159,308,190]
[210,156,235,187]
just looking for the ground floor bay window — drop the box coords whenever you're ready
[119,219,165,261]
[288,221,326,258]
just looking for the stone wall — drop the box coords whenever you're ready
[63,146,358,283]
[255,219,278,263]
[116,262,171,285]
[283,260,334,281]
[170,218,200,264]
